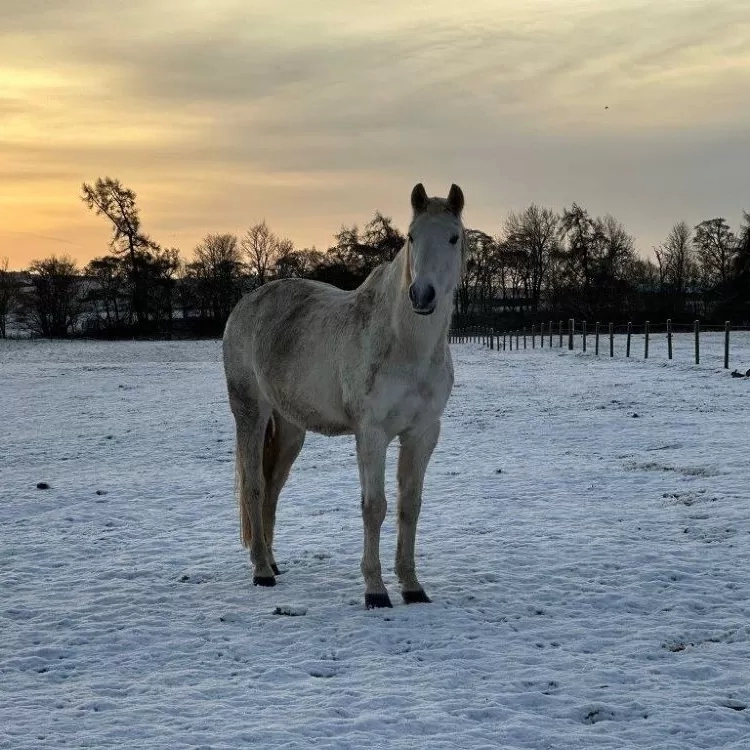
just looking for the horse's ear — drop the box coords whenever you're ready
[411,183,429,214]
[447,184,464,216]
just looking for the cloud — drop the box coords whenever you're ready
[1,0,749,267]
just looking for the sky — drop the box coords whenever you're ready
[1,0,749,269]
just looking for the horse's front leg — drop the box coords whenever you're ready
[355,427,391,609]
[395,420,440,604]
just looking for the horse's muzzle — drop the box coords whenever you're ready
[409,282,436,315]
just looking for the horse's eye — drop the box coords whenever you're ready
[449,234,459,245]
[407,233,413,243]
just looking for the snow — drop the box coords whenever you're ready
[2,335,750,749]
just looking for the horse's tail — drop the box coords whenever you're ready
[235,437,252,547]
[235,413,276,547]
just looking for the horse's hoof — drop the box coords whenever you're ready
[271,564,281,576]
[365,593,393,609]
[253,575,276,587]
[402,589,432,604]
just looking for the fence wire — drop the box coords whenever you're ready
[449,321,750,371]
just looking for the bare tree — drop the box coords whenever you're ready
[456,230,497,317]
[654,222,695,302]
[733,212,750,279]
[187,233,244,323]
[274,248,324,279]
[84,255,129,330]
[591,215,638,316]
[18,256,85,338]
[694,218,736,288]
[360,212,405,267]
[146,246,181,326]
[327,213,405,286]
[242,221,292,287]
[560,203,605,311]
[597,215,636,278]
[81,177,158,326]
[503,205,560,313]
[0,257,19,338]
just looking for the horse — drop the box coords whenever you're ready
[222,183,466,608]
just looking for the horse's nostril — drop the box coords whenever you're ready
[409,282,435,310]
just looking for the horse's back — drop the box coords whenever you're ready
[225,278,349,356]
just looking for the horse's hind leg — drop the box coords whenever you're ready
[231,390,276,586]
[262,412,305,575]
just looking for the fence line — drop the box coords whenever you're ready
[448,319,750,371]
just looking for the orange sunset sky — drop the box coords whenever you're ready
[2,0,749,269]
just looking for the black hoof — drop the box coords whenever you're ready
[271,564,281,576]
[402,589,432,605]
[253,575,276,587]
[365,593,393,609]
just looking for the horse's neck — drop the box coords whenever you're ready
[381,248,451,362]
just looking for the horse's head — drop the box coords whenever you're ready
[406,183,465,316]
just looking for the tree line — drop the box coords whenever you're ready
[1,177,749,339]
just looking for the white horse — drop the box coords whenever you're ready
[222,183,465,608]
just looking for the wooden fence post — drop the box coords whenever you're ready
[559,320,564,348]
[532,324,536,349]
[694,320,700,364]
[644,320,650,359]
[540,322,544,348]
[609,323,614,357]
[724,321,730,369]
[516,330,520,350]
[489,327,494,350]
[523,327,527,349]
[549,321,553,348]
[595,322,600,355]
[626,322,632,358]
[568,318,574,350]
[667,319,672,360]
[582,321,587,352]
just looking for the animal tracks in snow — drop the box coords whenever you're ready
[623,460,720,478]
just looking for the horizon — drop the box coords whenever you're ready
[2,0,749,270]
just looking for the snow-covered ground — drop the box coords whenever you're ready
[2,337,750,749]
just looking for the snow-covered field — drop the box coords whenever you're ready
[2,337,750,749]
